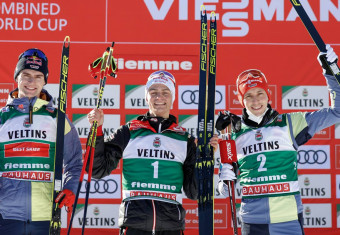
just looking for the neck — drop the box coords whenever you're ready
[246,108,268,124]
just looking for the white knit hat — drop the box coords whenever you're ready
[145,71,176,104]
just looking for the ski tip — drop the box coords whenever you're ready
[210,11,216,21]
[200,5,206,13]
[111,42,115,47]
[64,36,70,48]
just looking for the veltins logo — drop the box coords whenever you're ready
[282,86,328,110]
[72,84,120,109]
[178,85,226,110]
[73,204,119,228]
[72,114,120,138]
[303,203,331,228]
[298,174,331,199]
[296,145,330,170]
[125,85,148,109]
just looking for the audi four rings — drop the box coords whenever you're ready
[181,89,223,105]
[297,150,327,164]
[81,179,119,194]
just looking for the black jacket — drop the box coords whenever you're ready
[89,113,197,231]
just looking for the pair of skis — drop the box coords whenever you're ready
[196,6,217,235]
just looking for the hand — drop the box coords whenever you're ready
[87,108,104,126]
[55,189,75,209]
[219,163,237,181]
[318,44,338,75]
[209,134,219,153]
[217,180,229,197]
[215,111,241,133]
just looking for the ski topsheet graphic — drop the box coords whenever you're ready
[196,6,217,235]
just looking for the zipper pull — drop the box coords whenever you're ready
[29,103,33,124]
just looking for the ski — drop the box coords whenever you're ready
[196,6,217,235]
[50,36,70,235]
[289,0,340,83]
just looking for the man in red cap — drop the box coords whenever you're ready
[216,45,340,235]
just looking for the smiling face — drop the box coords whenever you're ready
[146,83,172,118]
[16,69,45,99]
[243,87,269,117]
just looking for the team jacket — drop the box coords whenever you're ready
[90,113,197,231]
[233,74,340,224]
[0,89,82,222]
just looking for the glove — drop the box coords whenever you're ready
[55,189,75,209]
[219,163,237,181]
[317,44,338,75]
[215,111,241,132]
[217,180,229,197]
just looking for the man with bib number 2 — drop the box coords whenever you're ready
[216,45,340,235]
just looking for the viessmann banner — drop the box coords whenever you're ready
[0,1,340,235]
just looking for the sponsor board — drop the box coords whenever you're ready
[338,204,340,228]
[336,145,340,169]
[298,174,331,198]
[73,204,119,228]
[44,84,60,108]
[184,203,227,229]
[125,85,148,109]
[336,175,340,199]
[296,145,330,169]
[61,207,67,228]
[0,83,14,107]
[303,204,332,228]
[312,127,331,140]
[178,85,226,110]
[79,174,121,199]
[178,114,221,168]
[282,86,329,110]
[72,114,120,138]
[336,124,340,139]
[228,85,276,109]
[72,84,120,109]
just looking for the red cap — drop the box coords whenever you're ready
[236,69,270,107]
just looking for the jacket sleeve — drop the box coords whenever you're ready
[62,117,83,194]
[182,135,198,200]
[289,74,340,146]
[88,124,130,179]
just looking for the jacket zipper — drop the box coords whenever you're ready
[29,102,33,124]
[176,204,181,220]
[152,200,156,235]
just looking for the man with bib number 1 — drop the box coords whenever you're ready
[87,70,219,235]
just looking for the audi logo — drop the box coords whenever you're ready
[181,90,223,105]
[297,150,327,164]
[80,179,119,194]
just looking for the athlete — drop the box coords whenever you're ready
[0,48,82,234]
[87,70,219,235]
[216,45,340,235]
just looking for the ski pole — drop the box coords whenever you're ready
[50,36,70,235]
[289,0,340,83]
[67,42,117,235]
